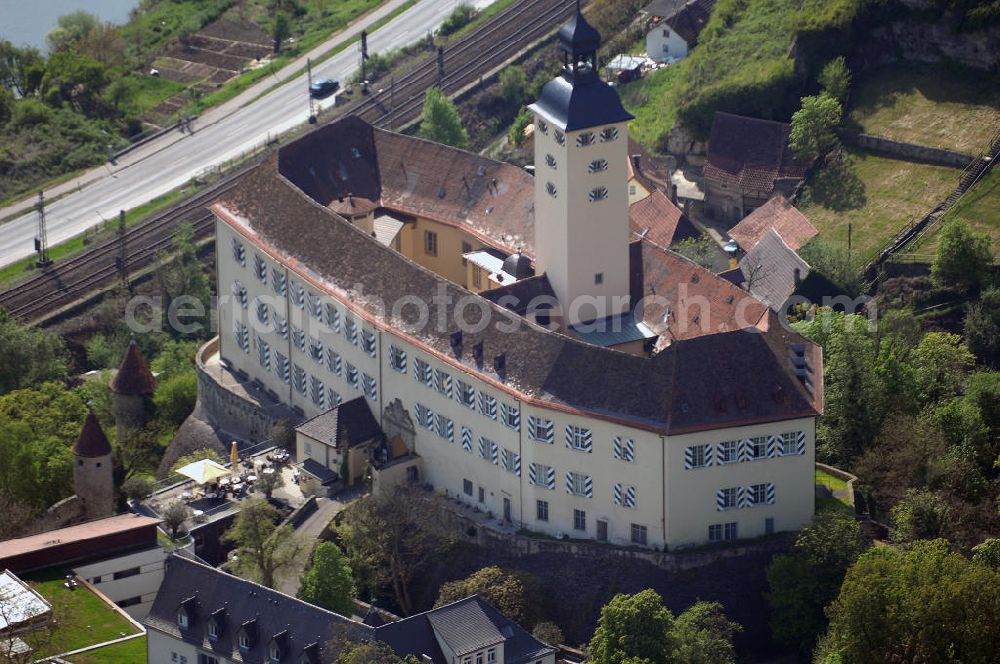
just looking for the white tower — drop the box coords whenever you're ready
[528,10,634,326]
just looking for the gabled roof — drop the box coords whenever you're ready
[295,397,382,449]
[627,137,672,193]
[145,555,369,662]
[74,410,112,458]
[214,119,821,434]
[375,596,554,664]
[727,194,817,251]
[704,113,809,194]
[644,0,716,44]
[738,229,811,311]
[629,189,700,247]
[110,339,157,396]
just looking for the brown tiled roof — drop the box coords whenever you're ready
[74,411,112,458]
[278,117,535,257]
[704,112,809,194]
[628,189,699,248]
[110,339,157,396]
[727,194,818,251]
[627,137,672,193]
[214,131,820,434]
[645,0,716,44]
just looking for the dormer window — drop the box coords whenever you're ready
[554,130,565,146]
[545,182,557,198]
[239,620,256,650]
[600,127,619,142]
[576,131,596,147]
[176,611,188,629]
[177,597,195,630]
[588,158,608,174]
[269,640,283,662]
[537,119,548,135]
[208,621,219,640]
[545,153,557,169]
[588,186,609,202]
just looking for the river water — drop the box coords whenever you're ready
[0,0,140,50]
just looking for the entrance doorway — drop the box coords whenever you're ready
[597,520,608,542]
[503,497,511,523]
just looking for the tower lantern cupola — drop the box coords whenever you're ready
[557,10,601,79]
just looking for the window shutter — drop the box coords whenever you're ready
[737,486,748,508]
[583,429,593,453]
[564,426,573,449]
[479,436,487,459]
[625,485,637,509]
[565,471,573,495]
[738,439,748,463]
[528,463,537,485]
[490,441,499,465]
[613,482,623,506]
[545,465,555,489]
[705,444,714,467]
[796,431,806,455]
[613,437,623,460]
[624,438,635,462]
[462,427,473,452]
[512,453,521,477]
[715,489,726,512]
[584,474,593,498]
[684,446,695,470]
[766,482,776,505]
[767,435,777,458]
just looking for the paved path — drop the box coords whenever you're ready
[0,0,491,267]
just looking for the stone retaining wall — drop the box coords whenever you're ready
[847,133,974,169]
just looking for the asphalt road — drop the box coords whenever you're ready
[0,0,491,268]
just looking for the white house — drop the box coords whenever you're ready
[206,9,822,551]
[643,0,715,62]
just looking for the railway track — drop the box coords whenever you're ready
[0,0,578,324]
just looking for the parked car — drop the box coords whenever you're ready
[309,78,340,98]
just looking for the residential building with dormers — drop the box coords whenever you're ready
[206,10,822,550]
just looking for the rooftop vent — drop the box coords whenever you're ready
[450,331,463,358]
[494,353,506,381]
[437,185,447,199]
[473,341,484,368]
[726,294,734,304]
[351,147,362,159]
[477,164,487,177]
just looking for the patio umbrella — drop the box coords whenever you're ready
[176,458,230,484]
[230,441,239,476]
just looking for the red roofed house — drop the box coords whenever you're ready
[628,189,700,248]
[703,112,811,224]
[727,194,818,252]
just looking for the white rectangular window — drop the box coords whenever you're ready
[536,500,549,522]
[747,436,768,461]
[257,339,270,371]
[528,416,554,444]
[271,267,286,295]
[293,364,306,395]
[718,440,740,464]
[414,403,434,430]
[573,509,586,531]
[435,413,454,442]
[708,524,722,542]
[718,487,739,511]
[600,126,619,142]
[361,328,377,357]
[307,292,322,321]
[424,230,438,256]
[345,363,359,389]
[327,349,342,376]
[362,372,378,401]
[612,437,635,463]
[344,319,358,345]
[565,425,593,452]
[433,368,452,397]
[310,375,325,408]
[325,303,341,332]
[567,471,592,498]
[413,357,433,386]
[274,312,288,339]
[501,448,520,476]
[576,131,595,147]
[253,254,267,282]
[291,325,305,351]
[456,379,476,408]
[478,392,497,420]
[233,320,249,353]
[780,431,803,456]
[275,351,290,383]
[308,335,323,364]
[631,523,647,545]
[685,443,711,469]
[389,345,407,373]
[500,402,520,430]
[231,237,245,266]
[231,280,248,308]
[724,522,738,541]
[290,280,305,309]
[528,463,555,489]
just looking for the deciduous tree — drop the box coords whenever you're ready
[0,311,69,395]
[789,94,841,162]
[932,220,992,294]
[420,87,468,149]
[910,332,975,405]
[224,498,302,588]
[817,57,850,103]
[589,589,677,664]
[299,541,356,615]
[162,501,190,539]
[890,488,950,543]
[436,566,544,627]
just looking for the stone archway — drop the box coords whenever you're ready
[382,398,415,454]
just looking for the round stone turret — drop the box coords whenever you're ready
[73,411,114,520]
[110,339,157,443]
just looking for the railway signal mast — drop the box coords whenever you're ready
[307,57,317,124]
[115,210,129,288]
[360,30,369,94]
[34,192,52,268]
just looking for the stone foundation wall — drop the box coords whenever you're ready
[30,495,85,534]
[847,133,975,168]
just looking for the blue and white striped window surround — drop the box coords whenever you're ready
[613,483,637,509]
[528,416,554,444]
[566,471,593,498]
[528,463,555,489]
[565,426,593,453]
[612,437,634,463]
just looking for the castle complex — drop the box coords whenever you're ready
[206,10,822,549]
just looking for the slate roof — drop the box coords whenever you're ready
[644,0,716,44]
[295,397,382,449]
[74,410,112,458]
[629,189,700,247]
[704,113,810,194]
[727,194,818,251]
[213,122,821,434]
[376,596,554,664]
[146,554,370,663]
[110,339,157,396]
[738,229,811,311]
[480,275,556,316]
[530,69,635,133]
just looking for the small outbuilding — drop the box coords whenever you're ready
[295,397,382,488]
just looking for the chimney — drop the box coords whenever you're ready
[670,183,678,205]
[631,154,641,170]
[450,331,463,358]
[472,341,484,368]
[493,353,506,381]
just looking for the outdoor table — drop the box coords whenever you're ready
[263,467,275,475]
[219,477,230,486]
[181,491,193,500]
[246,474,257,482]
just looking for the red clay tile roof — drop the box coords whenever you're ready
[214,121,821,433]
[704,112,809,194]
[628,189,700,247]
[74,410,112,458]
[728,194,818,251]
[627,137,672,193]
[110,340,157,396]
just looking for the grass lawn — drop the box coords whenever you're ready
[816,495,852,514]
[798,148,961,262]
[68,636,147,664]
[815,468,848,492]
[849,63,1000,155]
[26,570,140,658]
[911,167,1000,256]
[621,65,684,150]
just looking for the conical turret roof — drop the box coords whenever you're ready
[74,410,112,458]
[110,339,157,396]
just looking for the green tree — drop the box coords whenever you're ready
[299,541,356,615]
[971,538,1000,568]
[889,488,950,543]
[789,94,841,162]
[499,66,528,105]
[817,56,850,104]
[821,540,1000,663]
[121,475,154,502]
[0,311,70,395]
[162,501,190,538]
[671,602,741,664]
[0,40,45,97]
[153,372,198,428]
[436,567,544,627]
[224,498,302,588]
[766,511,867,655]
[507,106,532,147]
[673,235,716,269]
[46,11,99,53]
[420,87,468,149]
[965,287,1000,368]
[272,12,291,52]
[589,589,677,664]
[331,639,411,664]
[336,485,453,615]
[531,621,564,646]
[256,467,285,500]
[910,332,975,405]
[931,220,993,294]
[439,4,477,36]
[151,339,200,380]
[41,51,109,113]
[156,223,213,339]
